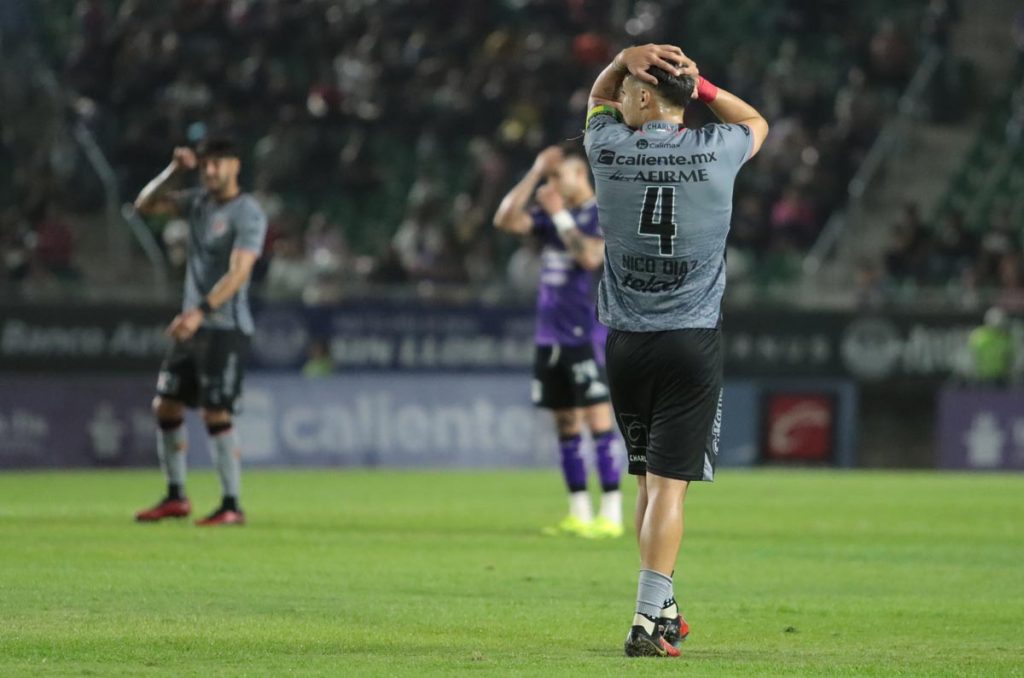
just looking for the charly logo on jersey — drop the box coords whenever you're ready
[210,217,229,237]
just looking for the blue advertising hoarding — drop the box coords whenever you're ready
[0,374,855,470]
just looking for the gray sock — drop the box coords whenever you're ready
[157,425,187,486]
[209,427,242,499]
[636,569,673,618]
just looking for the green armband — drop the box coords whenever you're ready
[586,104,623,129]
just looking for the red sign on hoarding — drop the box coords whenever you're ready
[763,394,835,462]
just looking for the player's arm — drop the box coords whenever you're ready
[494,147,563,235]
[134,147,197,216]
[535,184,604,271]
[167,248,260,342]
[204,248,260,311]
[588,44,694,110]
[697,80,770,157]
[167,202,267,342]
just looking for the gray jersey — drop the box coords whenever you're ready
[174,189,267,335]
[584,111,753,331]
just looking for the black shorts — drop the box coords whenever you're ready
[605,327,722,482]
[532,343,611,410]
[156,328,249,413]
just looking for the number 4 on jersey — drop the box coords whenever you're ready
[637,186,677,256]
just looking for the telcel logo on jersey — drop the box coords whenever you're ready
[621,272,687,293]
[619,256,695,293]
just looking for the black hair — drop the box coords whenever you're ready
[643,66,696,109]
[196,137,239,159]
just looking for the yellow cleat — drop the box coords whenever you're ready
[587,516,625,539]
[541,515,593,537]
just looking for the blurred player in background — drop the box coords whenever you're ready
[585,45,768,656]
[132,138,268,526]
[494,147,624,539]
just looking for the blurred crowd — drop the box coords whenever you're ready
[2,0,960,302]
[859,201,1024,312]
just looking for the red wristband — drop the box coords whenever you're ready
[696,76,719,103]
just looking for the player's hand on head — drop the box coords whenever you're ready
[619,44,698,84]
[536,183,565,214]
[172,147,198,171]
[533,146,564,175]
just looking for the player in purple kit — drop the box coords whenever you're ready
[494,146,623,538]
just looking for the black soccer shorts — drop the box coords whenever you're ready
[156,328,250,413]
[605,327,722,482]
[532,343,611,410]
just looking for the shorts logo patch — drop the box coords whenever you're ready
[585,380,609,399]
[571,359,599,385]
[156,370,179,395]
[710,388,723,456]
[531,379,542,404]
[618,413,649,453]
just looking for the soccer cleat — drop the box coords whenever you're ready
[659,613,690,648]
[195,507,246,526]
[135,497,191,522]
[659,596,690,647]
[586,516,624,539]
[624,621,680,657]
[541,515,592,537]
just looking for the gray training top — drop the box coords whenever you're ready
[584,109,753,332]
[174,188,268,335]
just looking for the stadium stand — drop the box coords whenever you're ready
[2,0,959,302]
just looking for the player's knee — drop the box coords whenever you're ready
[647,474,688,502]
[201,408,232,434]
[201,408,231,425]
[152,397,184,424]
[586,403,614,431]
[554,410,581,437]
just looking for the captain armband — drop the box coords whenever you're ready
[586,104,624,130]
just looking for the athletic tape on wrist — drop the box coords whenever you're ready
[696,76,719,103]
[551,210,576,235]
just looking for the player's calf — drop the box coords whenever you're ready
[197,412,245,526]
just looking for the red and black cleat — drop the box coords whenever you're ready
[135,497,192,522]
[624,622,681,658]
[195,507,246,526]
[660,613,690,649]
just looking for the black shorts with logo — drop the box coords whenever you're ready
[605,327,722,482]
[532,343,611,410]
[156,328,250,413]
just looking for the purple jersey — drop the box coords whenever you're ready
[530,199,605,347]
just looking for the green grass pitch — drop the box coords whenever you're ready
[0,469,1021,676]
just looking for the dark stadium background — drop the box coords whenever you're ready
[1,0,1022,472]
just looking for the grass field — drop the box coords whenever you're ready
[0,469,1021,677]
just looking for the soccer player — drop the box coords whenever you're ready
[584,44,768,655]
[132,138,268,526]
[494,148,624,538]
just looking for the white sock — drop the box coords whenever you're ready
[632,613,657,634]
[569,491,593,522]
[599,490,622,525]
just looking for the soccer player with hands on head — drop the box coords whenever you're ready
[494,143,625,540]
[584,43,768,656]
[133,138,268,527]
